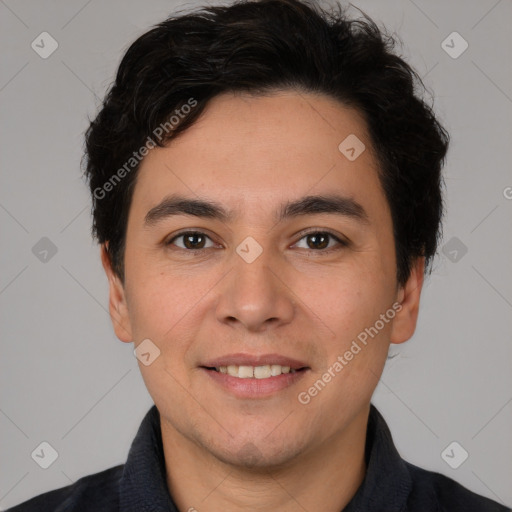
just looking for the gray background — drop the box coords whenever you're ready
[1,0,511,509]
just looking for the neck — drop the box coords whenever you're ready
[161,405,369,512]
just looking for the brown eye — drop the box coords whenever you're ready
[306,232,330,250]
[294,231,347,252]
[167,231,214,250]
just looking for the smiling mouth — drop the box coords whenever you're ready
[202,364,308,379]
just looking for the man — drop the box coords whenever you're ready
[8,0,510,510]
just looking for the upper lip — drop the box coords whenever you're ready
[201,353,309,370]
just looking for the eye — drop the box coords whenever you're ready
[293,231,347,252]
[166,231,216,250]
[165,230,348,253]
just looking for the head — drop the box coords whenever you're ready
[84,0,448,468]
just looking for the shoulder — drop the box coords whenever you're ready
[405,461,510,512]
[6,464,124,512]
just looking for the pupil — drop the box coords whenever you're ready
[308,233,328,250]
[185,233,204,249]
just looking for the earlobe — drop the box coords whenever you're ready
[390,257,425,345]
[100,243,133,343]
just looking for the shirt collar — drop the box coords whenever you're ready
[120,405,178,512]
[343,404,412,512]
[119,403,411,512]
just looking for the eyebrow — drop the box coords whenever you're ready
[144,193,369,227]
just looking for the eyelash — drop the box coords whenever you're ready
[165,230,348,254]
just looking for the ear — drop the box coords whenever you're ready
[390,257,425,345]
[100,243,133,343]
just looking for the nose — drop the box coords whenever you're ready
[215,245,295,333]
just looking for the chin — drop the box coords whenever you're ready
[202,432,307,471]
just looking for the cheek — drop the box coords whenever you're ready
[129,274,200,403]
[125,270,189,343]
[125,267,222,367]
[302,267,395,398]
[302,273,393,410]
[302,262,392,336]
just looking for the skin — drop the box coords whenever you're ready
[101,90,424,512]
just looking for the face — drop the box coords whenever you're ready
[103,90,423,469]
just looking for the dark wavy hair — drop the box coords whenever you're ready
[83,0,449,287]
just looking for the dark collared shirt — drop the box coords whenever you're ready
[7,404,510,511]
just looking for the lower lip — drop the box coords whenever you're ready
[202,368,309,398]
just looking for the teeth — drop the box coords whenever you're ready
[254,365,271,379]
[238,365,254,379]
[216,364,297,379]
[271,364,282,376]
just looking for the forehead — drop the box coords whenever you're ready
[131,90,386,222]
